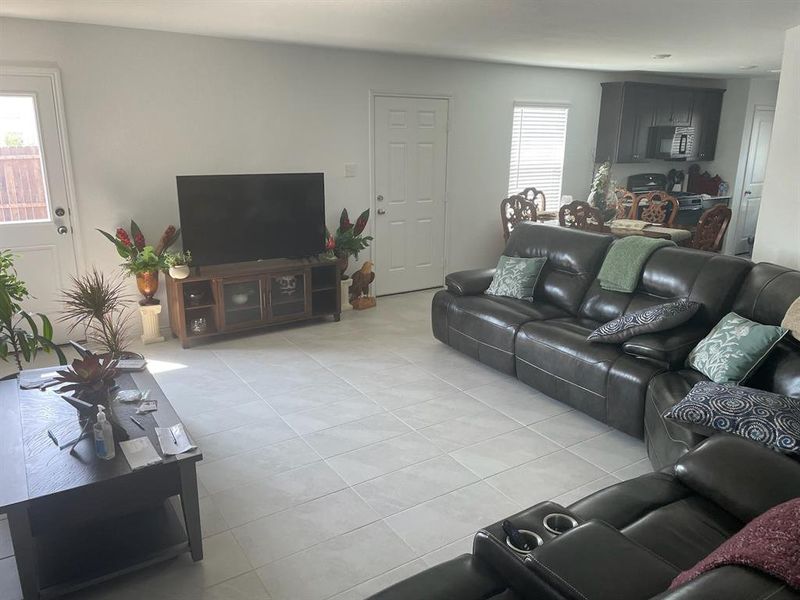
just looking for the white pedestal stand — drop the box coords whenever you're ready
[341,279,352,312]
[139,304,165,344]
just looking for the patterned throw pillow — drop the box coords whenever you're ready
[587,299,700,344]
[686,312,787,383]
[485,256,547,301]
[664,381,800,455]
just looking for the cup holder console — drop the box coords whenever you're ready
[505,529,544,555]
[543,513,579,535]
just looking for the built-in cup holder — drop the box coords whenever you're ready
[543,513,578,535]
[505,529,543,555]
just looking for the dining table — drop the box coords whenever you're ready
[541,217,693,245]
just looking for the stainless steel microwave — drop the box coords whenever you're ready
[646,126,696,160]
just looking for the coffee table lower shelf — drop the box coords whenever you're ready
[35,501,188,599]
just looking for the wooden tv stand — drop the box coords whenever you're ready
[165,257,341,348]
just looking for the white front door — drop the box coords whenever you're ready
[373,95,448,295]
[734,107,774,255]
[0,68,80,343]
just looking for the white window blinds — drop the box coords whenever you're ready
[507,104,569,210]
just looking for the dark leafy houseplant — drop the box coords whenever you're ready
[53,354,119,402]
[331,208,373,259]
[0,250,66,371]
[59,268,134,357]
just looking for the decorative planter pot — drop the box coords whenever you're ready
[335,253,349,280]
[136,270,160,305]
[169,265,190,280]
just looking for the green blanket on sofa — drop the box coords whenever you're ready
[597,236,675,293]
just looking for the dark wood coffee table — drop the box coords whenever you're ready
[0,367,203,600]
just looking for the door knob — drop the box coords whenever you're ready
[377,208,386,215]
[744,191,752,196]
[57,225,69,235]
[54,207,66,217]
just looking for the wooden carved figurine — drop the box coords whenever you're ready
[349,261,376,310]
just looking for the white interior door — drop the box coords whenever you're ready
[1,69,79,343]
[734,107,774,255]
[373,95,448,295]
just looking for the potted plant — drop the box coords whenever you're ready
[588,161,618,222]
[164,250,192,280]
[52,354,129,440]
[326,208,373,279]
[98,220,181,305]
[59,267,137,359]
[0,250,66,375]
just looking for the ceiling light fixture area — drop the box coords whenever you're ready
[651,53,672,59]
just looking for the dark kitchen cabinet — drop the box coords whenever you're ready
[595,81,724,164]
[653,88,694,126]
[693,89,724,161]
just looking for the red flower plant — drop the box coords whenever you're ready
[115,228,132,248]
[133,232,145,250]
[339,209,353,233]
[353,209,369,236]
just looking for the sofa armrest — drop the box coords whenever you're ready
[525,520,679,600]
[366,554,508,600]
[675,435,800,523]
[622,324,709,369]
[445,268,495,296]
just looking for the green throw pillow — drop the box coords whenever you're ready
[686,312,787,383]
[485,256,547,301]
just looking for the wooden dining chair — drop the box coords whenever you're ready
[558,200,605,232]
[520,187,547,212]
[691,204,732,252]
[631,191,679,227]
[613,188,636,220]
[501,193,538,240]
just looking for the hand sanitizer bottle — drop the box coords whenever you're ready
[94,406,116,460]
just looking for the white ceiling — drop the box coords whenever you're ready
[2,0,799,76]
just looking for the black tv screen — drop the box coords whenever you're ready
[176,173,326,266]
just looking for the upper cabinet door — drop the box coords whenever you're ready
[693,90,724,161]
[653,89,694,126]
[618,85,655,163]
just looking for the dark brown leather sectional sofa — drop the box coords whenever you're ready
[431,223,800,469]
[369,435,800,600]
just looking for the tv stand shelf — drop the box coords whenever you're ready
[166,257,340,348]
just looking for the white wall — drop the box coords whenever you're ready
[0,17,745,328]
[753,25,800,268]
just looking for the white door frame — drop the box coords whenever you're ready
[1,65,84,272]
[369,90,452,296]
[727,104,775,255]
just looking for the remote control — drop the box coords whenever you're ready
[502,519,532,552]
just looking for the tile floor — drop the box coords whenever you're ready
[0,289,652,600]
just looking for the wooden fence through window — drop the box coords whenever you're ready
[0,146,49,222]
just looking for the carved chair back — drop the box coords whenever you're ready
[613,188,637,220]
[631,191,679,227]
[501,193,538,240]
[558,200,605,232]
[692,204,732,252]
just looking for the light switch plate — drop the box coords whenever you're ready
[344,163,357,178]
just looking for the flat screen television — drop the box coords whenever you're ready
[176,173,326,266]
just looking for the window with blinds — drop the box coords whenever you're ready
[507,104,569,211]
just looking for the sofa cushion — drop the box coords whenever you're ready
[588,299,700,344]
[645,370,710,470]
[442,293,567,374]
[503,223,613,314]
[485,256,547,301]
[686,312,787,383]
[665,382,800,456]
[517,317,617,396]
